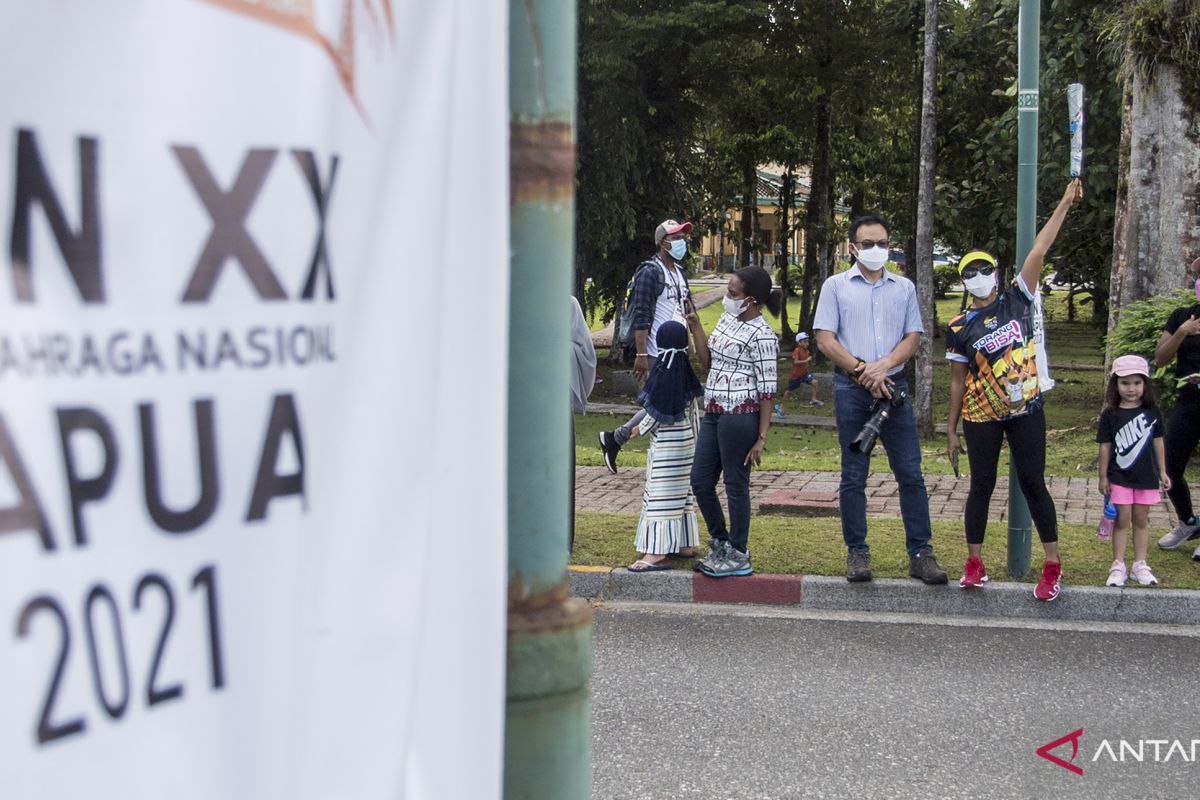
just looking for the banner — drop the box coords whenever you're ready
[0,2,509,798]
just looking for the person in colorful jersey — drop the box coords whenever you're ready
[945,178,1083,601]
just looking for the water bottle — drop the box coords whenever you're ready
[1097,498,1116,541]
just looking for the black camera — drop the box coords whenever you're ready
[849,389,908,455]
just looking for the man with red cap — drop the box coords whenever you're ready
[599,218,694,474]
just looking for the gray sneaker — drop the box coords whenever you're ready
[694,539,729,572]
[701,545,752,578]
[846,549,872,582]
[909,547,949,585]
[1157,521,1200,550]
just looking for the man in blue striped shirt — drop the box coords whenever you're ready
[813,213,947,585]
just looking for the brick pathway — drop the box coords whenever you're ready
[575,465,1181,529]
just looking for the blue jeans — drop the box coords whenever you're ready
[690,411,760,553]
[832,376,933,556]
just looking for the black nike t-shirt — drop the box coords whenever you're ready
[1096,406,1165,489]
[1164,303,1200,396]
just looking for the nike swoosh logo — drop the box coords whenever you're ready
[1116,430,1151,470]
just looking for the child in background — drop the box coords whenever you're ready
[1096,354,1171,587]
[774,332,822,419]
[626,319,708,571]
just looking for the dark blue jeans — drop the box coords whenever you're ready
[833,375,933,556]
[690,411,760,553]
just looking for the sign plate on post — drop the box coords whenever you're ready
[0,2,508,798]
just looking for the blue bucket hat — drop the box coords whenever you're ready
[638,321,704,424]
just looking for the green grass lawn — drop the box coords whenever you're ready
[572,511,1200,590]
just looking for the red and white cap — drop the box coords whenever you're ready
[654,219,693,245]
[1111,354,1150,378]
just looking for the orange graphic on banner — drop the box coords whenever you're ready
[198,0,394,119]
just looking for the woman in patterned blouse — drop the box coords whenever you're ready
[691,266,781,578]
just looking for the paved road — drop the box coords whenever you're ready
[590,603,1200,799]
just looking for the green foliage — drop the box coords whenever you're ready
[1101,0,1200,110]
[936,0,1121,320]
[1105,288,1194,408]
[575,0,769,320]
[576,0,1125,330]
[933,262,960,298]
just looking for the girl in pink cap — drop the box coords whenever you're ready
[1096,354,1171,587]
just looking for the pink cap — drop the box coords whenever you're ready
[654,219,694,244]
[1111,354,1150,378]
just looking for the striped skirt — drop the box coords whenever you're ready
[635,415,700,555]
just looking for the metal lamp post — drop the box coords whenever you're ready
[1008,0,1040,578]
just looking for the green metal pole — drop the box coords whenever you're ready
[505,1,591,798]
[1008,0,1040,578]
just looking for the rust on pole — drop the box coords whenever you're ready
[505,0,591,797]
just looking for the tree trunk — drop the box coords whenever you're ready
[779,167,795,342]
[1107,62,1200,363]
[912,0,938,437]
[741,158,755,268]
[801,75,832,333]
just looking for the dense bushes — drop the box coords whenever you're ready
[1105,288,1194,409]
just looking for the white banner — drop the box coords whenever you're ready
[0,2,508,798]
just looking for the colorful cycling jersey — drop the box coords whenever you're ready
[945,278,1043,422]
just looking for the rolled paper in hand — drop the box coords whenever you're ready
[1068,83,1084,177]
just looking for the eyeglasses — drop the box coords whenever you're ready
[855,239,889,250]
[961,265,996,279]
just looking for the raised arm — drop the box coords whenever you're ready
[685,299,710,369]
[1019,179,1083,291]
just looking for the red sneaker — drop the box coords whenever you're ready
[1034,560,1062,602]
[959,556,988,588]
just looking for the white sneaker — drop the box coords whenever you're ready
[1193,544,1200,562]
[1158,521,1200,550]
[1131,560,1159,586]
[1106,560,1127,587]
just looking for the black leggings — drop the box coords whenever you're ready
[1165,391,1200,524]
[962,405,1058,545]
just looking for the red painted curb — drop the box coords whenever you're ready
[692,572,803,605]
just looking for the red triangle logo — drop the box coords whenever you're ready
[1036,729,1085,776]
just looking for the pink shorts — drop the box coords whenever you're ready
[1109,484,1161,506]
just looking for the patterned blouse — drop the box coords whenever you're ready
[703,313,778,414]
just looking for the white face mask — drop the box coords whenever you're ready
[723,294,748,316]
[668,239,688,260]
[963,273,997,299]
[854,245,889,272]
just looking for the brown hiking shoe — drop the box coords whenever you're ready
[909,547,948,585]
[846,549,872,582]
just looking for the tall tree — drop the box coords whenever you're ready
[1104,0,1200,339]
[575,0,765,323]
[913,0,939,435]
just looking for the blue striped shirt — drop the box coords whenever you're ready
[812,267,923,375]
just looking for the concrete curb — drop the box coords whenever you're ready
[569,567,1200,627]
